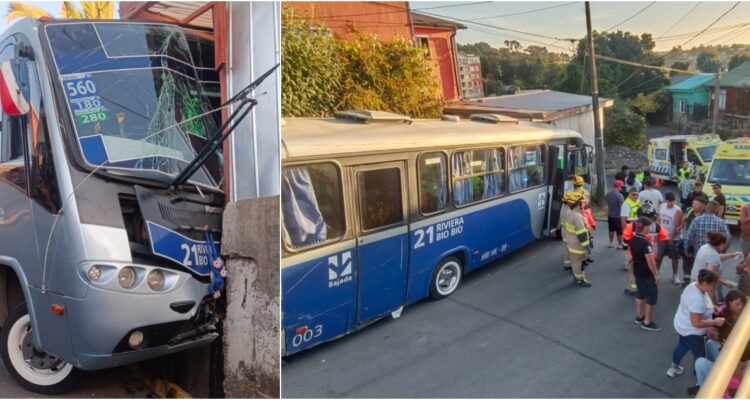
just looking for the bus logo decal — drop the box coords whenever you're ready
[328,251,353,288]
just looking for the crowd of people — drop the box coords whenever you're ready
[563,164,750,397]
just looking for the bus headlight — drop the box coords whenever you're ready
[118,267,137,289]
[87,265,102,282]
[147,269,165,291]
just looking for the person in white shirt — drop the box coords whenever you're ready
[667,270,725,379]
[690,231,744,303]
[638,178,663,214]
[658,192,683,285]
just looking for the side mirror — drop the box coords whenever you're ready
[0,60,30,116]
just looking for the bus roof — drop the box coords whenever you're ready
[648,134,721,144]
[282,117,582,160]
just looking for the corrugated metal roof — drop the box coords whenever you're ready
[668,74,714,91]
[146,2,213,28]
[717,61,750,87]
[410,12,466,30]
[464,90,613,112]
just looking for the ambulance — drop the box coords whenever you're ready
[647,135,721,182]
[705,138,750,226]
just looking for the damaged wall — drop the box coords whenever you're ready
[221,197,280,398]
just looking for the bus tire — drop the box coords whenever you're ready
[429,257,463,300]
[0,302,82,395]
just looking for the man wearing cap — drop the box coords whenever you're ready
[711,183,727,219]
[562,191,592,287]
[607,180,625,248]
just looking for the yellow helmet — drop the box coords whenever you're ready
[572,175,585,187]
[562,191,582,205]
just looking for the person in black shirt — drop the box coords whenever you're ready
[630,216,662,331]
[615,165,629,197]
[712,183,727,218]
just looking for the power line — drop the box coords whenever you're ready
[467,2,579,21]
[657,2,701,38]
[680,1,740,47]
[603,1,655,33]
[654,21,750,42]
[416,8,566,41]
[595,54,691,74]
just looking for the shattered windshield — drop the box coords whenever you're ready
[45,22,222,188]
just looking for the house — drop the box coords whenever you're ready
[458,51,484,99]
[285,2,465,103]
[708,61,750,118]
[410,12,466,102]
[119,2,280,397]
[667,74,714,124]
[442,90,614,150]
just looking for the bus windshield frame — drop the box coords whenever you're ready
[42,21,223,190]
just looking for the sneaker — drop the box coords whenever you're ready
[574,278,592,287]
[608,242,614,248]
[666,365,685,378]
[671,275,681,285]
[634,316,644,325]
[641,321,661,331]
[686,385,700,397]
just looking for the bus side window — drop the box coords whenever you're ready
[509,145,545,192]
[25,60,61,213]
[418,152,447,214]
[451,148,505,206]
[0,112,26,191]
[358,168,403,231]
[281,163,345,250]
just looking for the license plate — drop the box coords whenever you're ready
[726,219,738,225]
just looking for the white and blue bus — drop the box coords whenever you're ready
[281,111,591,355]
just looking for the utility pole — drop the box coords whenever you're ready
[585,2,606,206]
[712,65,722,134]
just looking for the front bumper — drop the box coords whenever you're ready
[64,274,217,371]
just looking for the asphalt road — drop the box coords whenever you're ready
[0,365,151,398]
[282,187,746,398]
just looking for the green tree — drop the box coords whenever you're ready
[696,51,721,73]
[728,53,750,70]
[669,61,690,76]
[281,6,343,117]
[604,100,647,148]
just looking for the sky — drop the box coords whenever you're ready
[414,1,750,53]
[0,1,119,31]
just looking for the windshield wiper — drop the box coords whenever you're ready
[168,63,279,192]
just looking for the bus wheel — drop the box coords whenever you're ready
[0,303,82,394]
[429,257,463,300]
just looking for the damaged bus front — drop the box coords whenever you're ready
[0,19,227,393]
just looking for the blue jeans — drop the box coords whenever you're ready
[672,334,706,366]
[695,340,722,387]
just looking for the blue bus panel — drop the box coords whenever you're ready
[356,229,409,323]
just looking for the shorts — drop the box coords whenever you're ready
[608,217,623,234]
[657,240,679,260]
[635,277,658,305]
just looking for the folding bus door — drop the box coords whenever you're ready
[352,162,409,324]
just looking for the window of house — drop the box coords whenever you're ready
[508,145,545,192]
[679,99,687,114]
[418,152,447,214]
[719,89,726,111]
[452,148,505,206]
[415,36,430,56]
[282,163,346,250]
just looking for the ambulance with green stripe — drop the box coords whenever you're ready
[705,138,750,226]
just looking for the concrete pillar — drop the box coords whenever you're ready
[221,197,280,398]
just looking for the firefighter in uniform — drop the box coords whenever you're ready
[562,191,592,287]
[573,176,595,261]
[561,191,574,270]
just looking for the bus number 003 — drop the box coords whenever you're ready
[292,325,323,347]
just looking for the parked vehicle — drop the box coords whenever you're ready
[280,111,590,355]
[0,19,227,393]
[704,138,750,226]
[647,134,721,182]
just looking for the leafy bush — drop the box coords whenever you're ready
[281,7,343,117]
[604,101,647,148]
[281,5,442,118]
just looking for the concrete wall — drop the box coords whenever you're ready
[222,197,280,398]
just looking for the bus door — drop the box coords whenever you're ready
[351,162,409,324]
[565,146,590,186]
[545,144,565,235]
